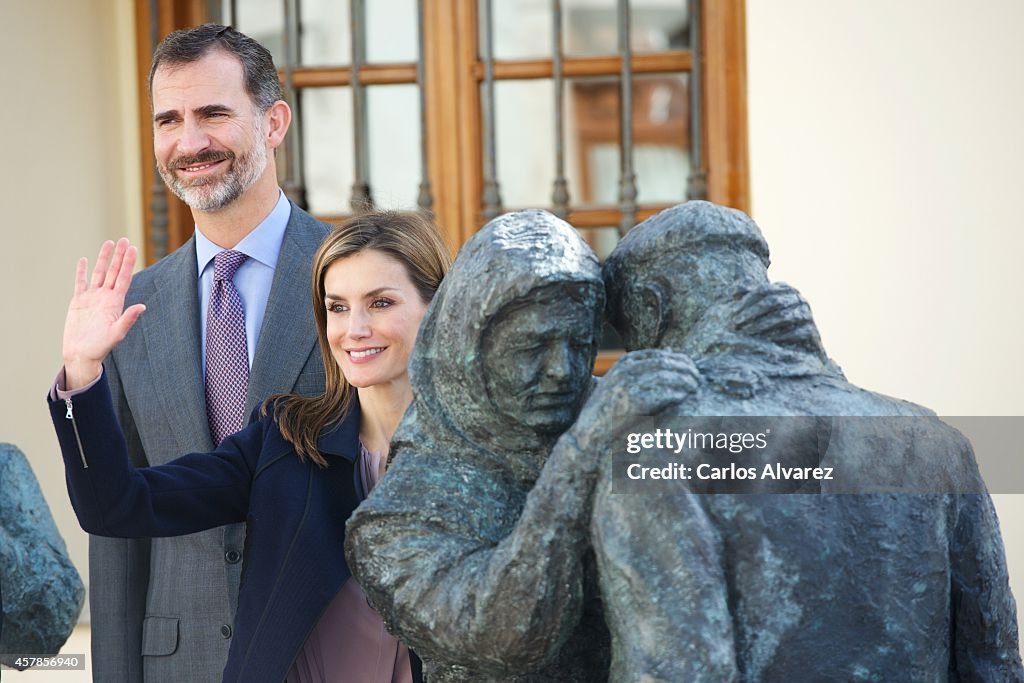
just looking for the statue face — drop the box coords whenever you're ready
[611,248,771,351]
[481,288,598,436]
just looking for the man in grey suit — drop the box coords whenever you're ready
[88,24,329,681]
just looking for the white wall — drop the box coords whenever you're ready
[0,0,142,624]
[748,0,1024,633]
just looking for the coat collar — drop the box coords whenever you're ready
[256,399,361,477]
[316,399,361,462]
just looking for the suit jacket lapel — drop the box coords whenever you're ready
[144,237,215,457]
[247,206,324,417]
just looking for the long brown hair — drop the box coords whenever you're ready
[269,210,451,466]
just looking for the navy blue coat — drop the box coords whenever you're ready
[48,374,422,683]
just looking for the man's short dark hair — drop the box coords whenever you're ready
[148,23,282,112]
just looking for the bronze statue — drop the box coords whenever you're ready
[592,201,1023,681]
[346,210,637,681]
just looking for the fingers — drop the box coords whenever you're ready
[765,324,824,352]
[86,239,134,291]
[616,348,666,363]
[656,351,699,377]
[602,355,701,416]
[639,366,700,403]
[732,283,780,316]
[74,257,88,296]
[89,241,115,289]
[733,282,804,319]
[734,295,803,329]
[613,349,697,379]
[734,289,805,330]
[112,304,147,342]
[740,302,812,337]
[105,238,130,290]
[739,281,797,303]
[114,244,138,294]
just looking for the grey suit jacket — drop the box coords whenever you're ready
[90,204,330,682]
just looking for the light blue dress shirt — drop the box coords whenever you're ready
[196,190,291,373]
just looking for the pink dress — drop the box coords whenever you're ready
[286,444,414,683]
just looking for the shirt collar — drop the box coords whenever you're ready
[195,190,292,276]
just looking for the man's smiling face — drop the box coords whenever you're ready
[151,49,268,212]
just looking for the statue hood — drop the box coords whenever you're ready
[403,210,603,482]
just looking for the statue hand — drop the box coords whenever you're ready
[731,282,824,358]
[571,349,699,456]
[62,238,146,389]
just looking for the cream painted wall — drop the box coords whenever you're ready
[0,0,141,626]
[748,0,1024,634]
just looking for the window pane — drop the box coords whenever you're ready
[366,0,418,63]
[233,0,285,66]
[485,0,689,61]
[492,72,691,211]
[298,0,351,66]
[300,87,354,215]
[567,73,692,206]
[564,0,690,57]
[233,0,355,67]
[487,0,554,61]
[367,85,422,210]
[300,85,422,214]
[493,79,556,208]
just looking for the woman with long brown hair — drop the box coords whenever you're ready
[48,210,450,683]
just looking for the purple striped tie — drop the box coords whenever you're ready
[205,249,250,446]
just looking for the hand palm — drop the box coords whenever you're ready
[62,238,146,386]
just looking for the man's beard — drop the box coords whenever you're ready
[158,129,268,212]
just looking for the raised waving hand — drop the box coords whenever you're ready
[62,238,146,390]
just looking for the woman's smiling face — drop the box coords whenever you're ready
[323,249,429,391]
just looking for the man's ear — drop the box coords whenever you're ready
[635,282,667,347]
[264,99,292,150]
[613,281,666,351]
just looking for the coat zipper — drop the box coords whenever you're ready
[64,398,89,469]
